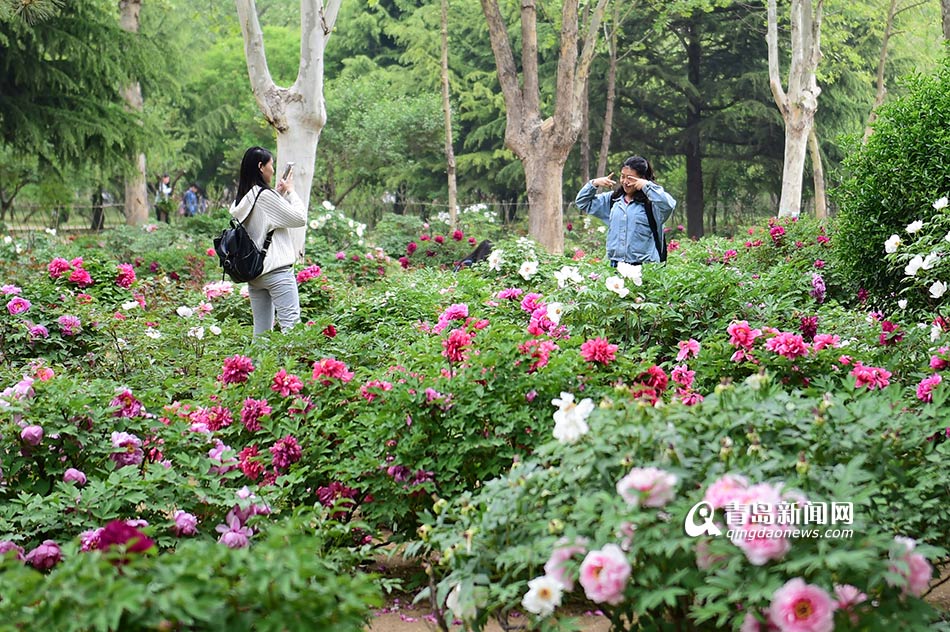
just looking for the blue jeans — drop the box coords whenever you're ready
[247,266,299,335]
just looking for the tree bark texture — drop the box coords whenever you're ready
[808,127,826,219]
[943,0,950,40]
[235,0,342,259]
[767,0,823,218]
[684,18,704,238]
[596,1,622,179]
[118,0,148,226]
[480,0,609,253]
[440,0,458,229]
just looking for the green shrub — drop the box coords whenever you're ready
[833,54,950,308]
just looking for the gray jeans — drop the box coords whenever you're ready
[247,266,300,335]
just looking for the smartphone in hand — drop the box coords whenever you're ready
[282,162,295,179]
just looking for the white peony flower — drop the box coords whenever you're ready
[906,220,924,234]
[546,302,564,325]
[932,324,943,342]
[187,326,204,339]
[445,584,477,621]
[605,276,629,298]
[209,325,222,335]
[553,265,582,288]
[905,255,924,276]
[944,231,950,243]
[519,260,539,280]
[898,299,908,309]
[551,392,595,444]
[929,280,947,299]
[933,196,949,210]
[884,234,901,254]
[121,301,139,311]
[521,575,564,617]
[922,253,940,270]
[322,200,335,211]
[615,261,644,286]
[309,219,320,230]
[487,249,503,272]
[176,306,194,318]
[144,328,161,340]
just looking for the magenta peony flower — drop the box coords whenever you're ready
[240,398,271,433]
[916,374,942,402]
[580,337,618,365]
[25,540,62,570]
[767,578,836,632]
[520,292,544,313]
[47,257,71,278]
[0,541,26,561]
[219,355,255,384]
[110,388,144,418]
[727,320,762,349]
[578,544,631,605]
[616,466,679,507]
[110,431,144,467]
[850,363,891,390]
[442,328,473,364]
[68,267,93,287]
[270,368,303,397]
[496,287,524,300]
[63,468,87,486]
[295,264,322,284]
[20,424,44,446]
[764,332,809,359]
[311,357,355,386]
[96,520,155,554]
[270,435,302,470]
[57,314,82,336]
[238,444,264,481]
[216,513,253,549]
[115,263,136,289]
[6,296,31,315]
[172,510,198,537]
[671,364,695,389]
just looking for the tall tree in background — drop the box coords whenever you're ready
[119,0,148,225]
[767,0,823,218]
[480,0,609,254]
[440,0,458,229]
[235,0,341,258]
[943,0,950,39]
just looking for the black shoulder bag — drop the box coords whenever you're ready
[213,188,275,283]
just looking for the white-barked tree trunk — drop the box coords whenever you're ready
[235,0,341,259]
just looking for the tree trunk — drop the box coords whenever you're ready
[864,0,897,142]
[236,0,342,259]
[684,17,704,238]
[808,127,826,219]
[440,0,458,229]
[118,0,148,226]
[579,1,591,184]
[596,1,621,179]
[524,152,567,251]
[943,0,950,39]
[767,0,823,218]
[480,0,609,253]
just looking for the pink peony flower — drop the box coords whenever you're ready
[764,332,809,359]
[79,528,104,551]
[544,538,588,591]
[616,466,678,507]
[63,468,87,486]
[238,444,264,481]
[580,337,618,365]
[270,368,303,397]
[295,264,322,283]
[578,544,631,605]
[726,482,791,565]
[916,374,942,402]
[110,431,144,467]
[47,257,71,278]
[110,388,144,418]
[216,513,253,549]
[767,578,836,632]
[219,355,255,384]
[57,314,82,336]
[671,364,695,388]
[25,540,62,570]
[676,338,700,361]
[240,398,271,432]
[496,287,524,300]
[173,510,198,537]
[442,328,473,363]
[270,435,302,470]
[97,520,154,554]
[728,320,762,349]
[115,263,136,288]
[888,537,933,597]
[20,424,43,446]
[520,292,544,313]
[312,357,355,386]
[0,541,25,561]
[850,362,891,390]
[811,334,840,351]
[68,267,93,287]
[6,296,31,315]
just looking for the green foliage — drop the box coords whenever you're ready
[0,509,382,631]
[833,54,950,308]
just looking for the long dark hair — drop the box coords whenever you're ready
[235,146,273,203]
[610,155,656,204]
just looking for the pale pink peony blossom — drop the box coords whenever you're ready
[703,473,749,509]
[767,578,836,632]
[676,338,700,361]
[616,466,678,507]
[578,544,631,605]
[543,538,588,591]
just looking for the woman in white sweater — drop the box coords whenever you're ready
[230,146,307,335]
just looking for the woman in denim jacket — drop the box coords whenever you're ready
[575,155,676,266]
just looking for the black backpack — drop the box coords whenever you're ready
[213,189,274,283]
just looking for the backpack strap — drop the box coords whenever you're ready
[643,198,666,263]
[239,187,276,253]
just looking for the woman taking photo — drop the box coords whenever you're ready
[575,155,677,266]
[230,146,306,335]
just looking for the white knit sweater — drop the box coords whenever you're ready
[229,186,307,275]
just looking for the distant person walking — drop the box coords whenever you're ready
[230,146,306,335]
[575,155,676,266]
[154,174,173,223]
[183,183,199,217]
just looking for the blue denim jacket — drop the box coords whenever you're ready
[575,181,677,264]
